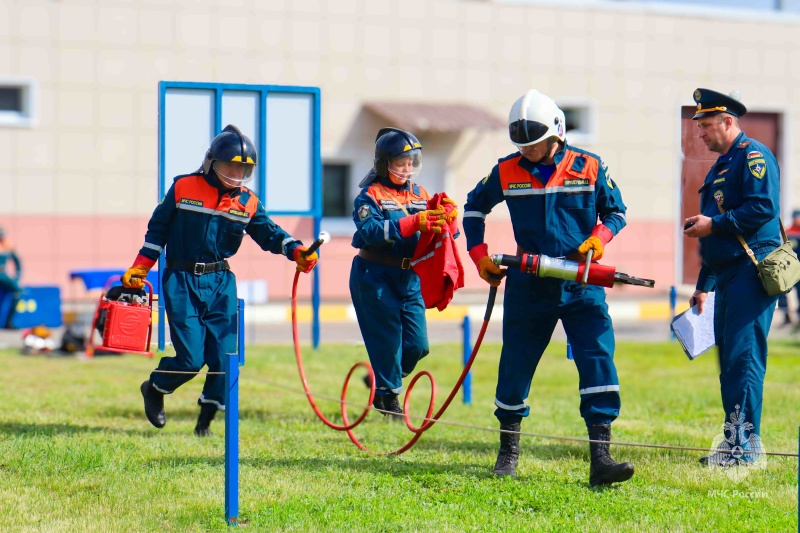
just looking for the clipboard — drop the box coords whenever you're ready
[670,292,716,360]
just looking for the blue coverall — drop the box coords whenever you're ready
[0,246,22,328]
[349,173,432,396]
[137,172,302,409]
[463,145,627,427]
[695,132,781,440]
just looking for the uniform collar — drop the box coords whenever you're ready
[718,131,746,162]
[377,175,411,192]
[517,142,567,172]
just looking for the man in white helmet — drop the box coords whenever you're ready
[462,89,633,486]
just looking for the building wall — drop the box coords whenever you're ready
[1,0,799,300]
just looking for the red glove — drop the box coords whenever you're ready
[468,243,505,288]
[293,247,318,274]
[398,208,446,238]
[578,225,613,261]
[121,254,155,289]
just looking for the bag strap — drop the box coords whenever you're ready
[716,202,787,267]
[375,183,411,216]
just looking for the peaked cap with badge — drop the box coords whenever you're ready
[692,88,747,120]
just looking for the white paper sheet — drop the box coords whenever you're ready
[671,292,716,360]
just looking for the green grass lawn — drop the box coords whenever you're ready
[1,339,798,532]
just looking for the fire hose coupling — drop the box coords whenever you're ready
[491,253,655,288]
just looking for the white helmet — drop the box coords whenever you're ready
[508,89,566,147]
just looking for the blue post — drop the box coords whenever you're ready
[462,315,472,405]
[312,221,322,350]
[238,298,245,366]
[669,285,677,340]
[225,299,244,526]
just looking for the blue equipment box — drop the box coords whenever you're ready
[3,286,64,329]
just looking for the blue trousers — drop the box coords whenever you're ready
[349,256,429,395]
[495,269,620,427]
[149,269,238,409]
[712,254,777,438]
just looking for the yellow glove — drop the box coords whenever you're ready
[419,209,447,233]
[578,225,613,261]
[477,257,505,287]
[441,197,459,223]
[398,208,446,237]
[121,265,150,289]
[469,244,506,288]
[578,236,605,261]
[293,247,319,274]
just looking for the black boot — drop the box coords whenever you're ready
[699,451,739,467]
[381,393,404,421]
[372,393,384,412]
[195,401,218,437]
[140,380,165,429]
[588,424,634,487]
[493,423,520,477]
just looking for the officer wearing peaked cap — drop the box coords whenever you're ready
[684,88,782,467]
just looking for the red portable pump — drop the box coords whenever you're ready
[491,253,655,288]
[86,280,155,357]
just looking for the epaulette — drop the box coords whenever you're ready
[737,141,751,149]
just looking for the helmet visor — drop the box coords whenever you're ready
[213,161,255,188]
[387,149,422,180]
[509,119,549,146]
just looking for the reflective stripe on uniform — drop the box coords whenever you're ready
[495,398,526,411]
[602,212,626,223]
[281,237,298,256]
[579,385,620,395]
[176,202,250,224]
[503,185,595,197]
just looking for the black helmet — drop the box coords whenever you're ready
[202,124,257,187]
[359,128,422,187]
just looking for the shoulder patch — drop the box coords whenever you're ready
[747,151,763,160]
[600,160,614,188]
[748,158,767,179]
[358,204,371,220]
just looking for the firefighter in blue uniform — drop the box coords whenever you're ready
[463,90,634,485]
[350,128,456,417]
[684,88,781,465]
[0,227,22,328]
[122,125,318,436]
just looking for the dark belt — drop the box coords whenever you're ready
[167,259,231,275]
[358,249,411,270]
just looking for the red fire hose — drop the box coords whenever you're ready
[291,269,498,455]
